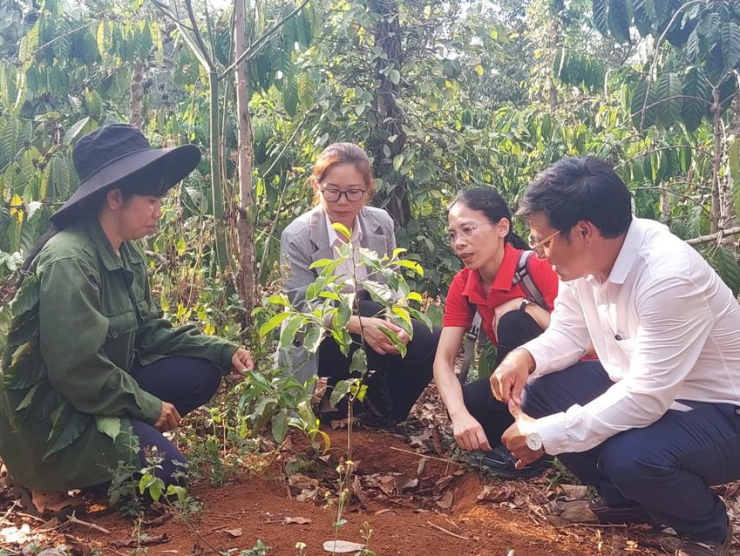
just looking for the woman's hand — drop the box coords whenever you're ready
[229,347,254,381]
[492,297,525,338]
[451,411,492,452]
[153,401,181,432]
[358,318,409,355]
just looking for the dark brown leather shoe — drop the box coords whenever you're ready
[552,495,653,525]
[675,519,732,556]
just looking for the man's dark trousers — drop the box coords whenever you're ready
[522,360,740,542]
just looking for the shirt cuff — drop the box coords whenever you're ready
[534,412,570,455]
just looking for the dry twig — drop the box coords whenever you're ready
[426,520,469,540]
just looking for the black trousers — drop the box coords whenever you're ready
[462,310,544,446]
[318,299,440,422]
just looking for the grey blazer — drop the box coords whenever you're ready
[278,205,396,382]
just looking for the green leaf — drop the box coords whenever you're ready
[378,326,407,358]
[334,302,352,332]
[389,69,400,85]
[392,154,404,171]
[309,258,334,269]
[331,222,351,241]
[395,259,424,276]
[406,292,423,304]
[303,323,323,353]
[363,280,394,305]
[64,117,92,145]
[607,0,631,43]
[391,306,413,337]
[655,72,682,128]
[730,138,740,218]
[329,379,353,407]
[592,0,609,36]
[349,349,367,374]
[408,307,434,332]
[96,415,121,442]
[5,349,45,390]
[15,383,40,411]
[272,409,289,443]
[280,315,305,348]
[259,311,291,338]
[710,247,740,297]
[721,22,740,72]
[266,294,290,307]
[631,79,658,130]
[681,67,710,132]
[45,403,92,459]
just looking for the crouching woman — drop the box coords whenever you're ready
[0,124,253,517]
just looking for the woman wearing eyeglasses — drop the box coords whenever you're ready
[279,143,439,425]
[433,187,559,478]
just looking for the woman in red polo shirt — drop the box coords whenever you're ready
[433,187,559,478]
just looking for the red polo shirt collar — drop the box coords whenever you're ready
[459,243,519,304]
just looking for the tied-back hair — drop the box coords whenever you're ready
[449,187,529,250]
[312,143,373,204]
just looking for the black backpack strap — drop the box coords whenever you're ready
[458,311,482,385]
[512,250,550,311]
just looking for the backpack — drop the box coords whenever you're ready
[458,250,548,385]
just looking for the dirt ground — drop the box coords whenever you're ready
[2,389,739,556]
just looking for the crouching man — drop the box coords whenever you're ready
[494,156,740,556]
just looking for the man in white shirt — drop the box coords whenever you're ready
[492,156,740,556]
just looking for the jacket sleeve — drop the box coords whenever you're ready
[280,226,318,313]
[134,279,238,374]
[38,257,162,424]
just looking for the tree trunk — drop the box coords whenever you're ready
[367,0,411,228]
[233,0,256,320]
[209,71,229,271]
[129,59,144,129]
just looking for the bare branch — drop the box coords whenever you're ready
[686,227,740,245]
[219,0,312,81]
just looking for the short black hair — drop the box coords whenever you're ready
[517,156,632,239]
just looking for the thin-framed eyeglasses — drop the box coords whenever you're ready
[447,222,486,246]
[528,229,560,256]
[319,187,366,202]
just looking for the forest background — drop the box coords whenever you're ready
[1,0,740,345]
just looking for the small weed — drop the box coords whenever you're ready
[220,539,270,556]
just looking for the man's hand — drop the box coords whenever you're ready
[153,401,181,432]
[490,348,534,404]
[502,400,544,469]
[451,411,493,452]
[360,318,409,355]
[229,347,254,381]
[492,297,524,338]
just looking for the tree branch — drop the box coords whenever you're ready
[686,227,740,245]
[218,0,312,80]
[183,0,216,70]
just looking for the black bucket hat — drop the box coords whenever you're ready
[50,124,201,224]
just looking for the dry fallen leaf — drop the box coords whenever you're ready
[225,528,243,538]
[560,505,599,524]
[559,484,590,499]
[477,485,513,503]
[111,534,170,548]
[284,517,312,525]
[323,540,364,553]
[436,489,455,509]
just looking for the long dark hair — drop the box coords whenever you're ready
[448,187,528,250]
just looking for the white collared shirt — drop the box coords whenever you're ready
[523,217,740,455]
[325,213,367,287]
